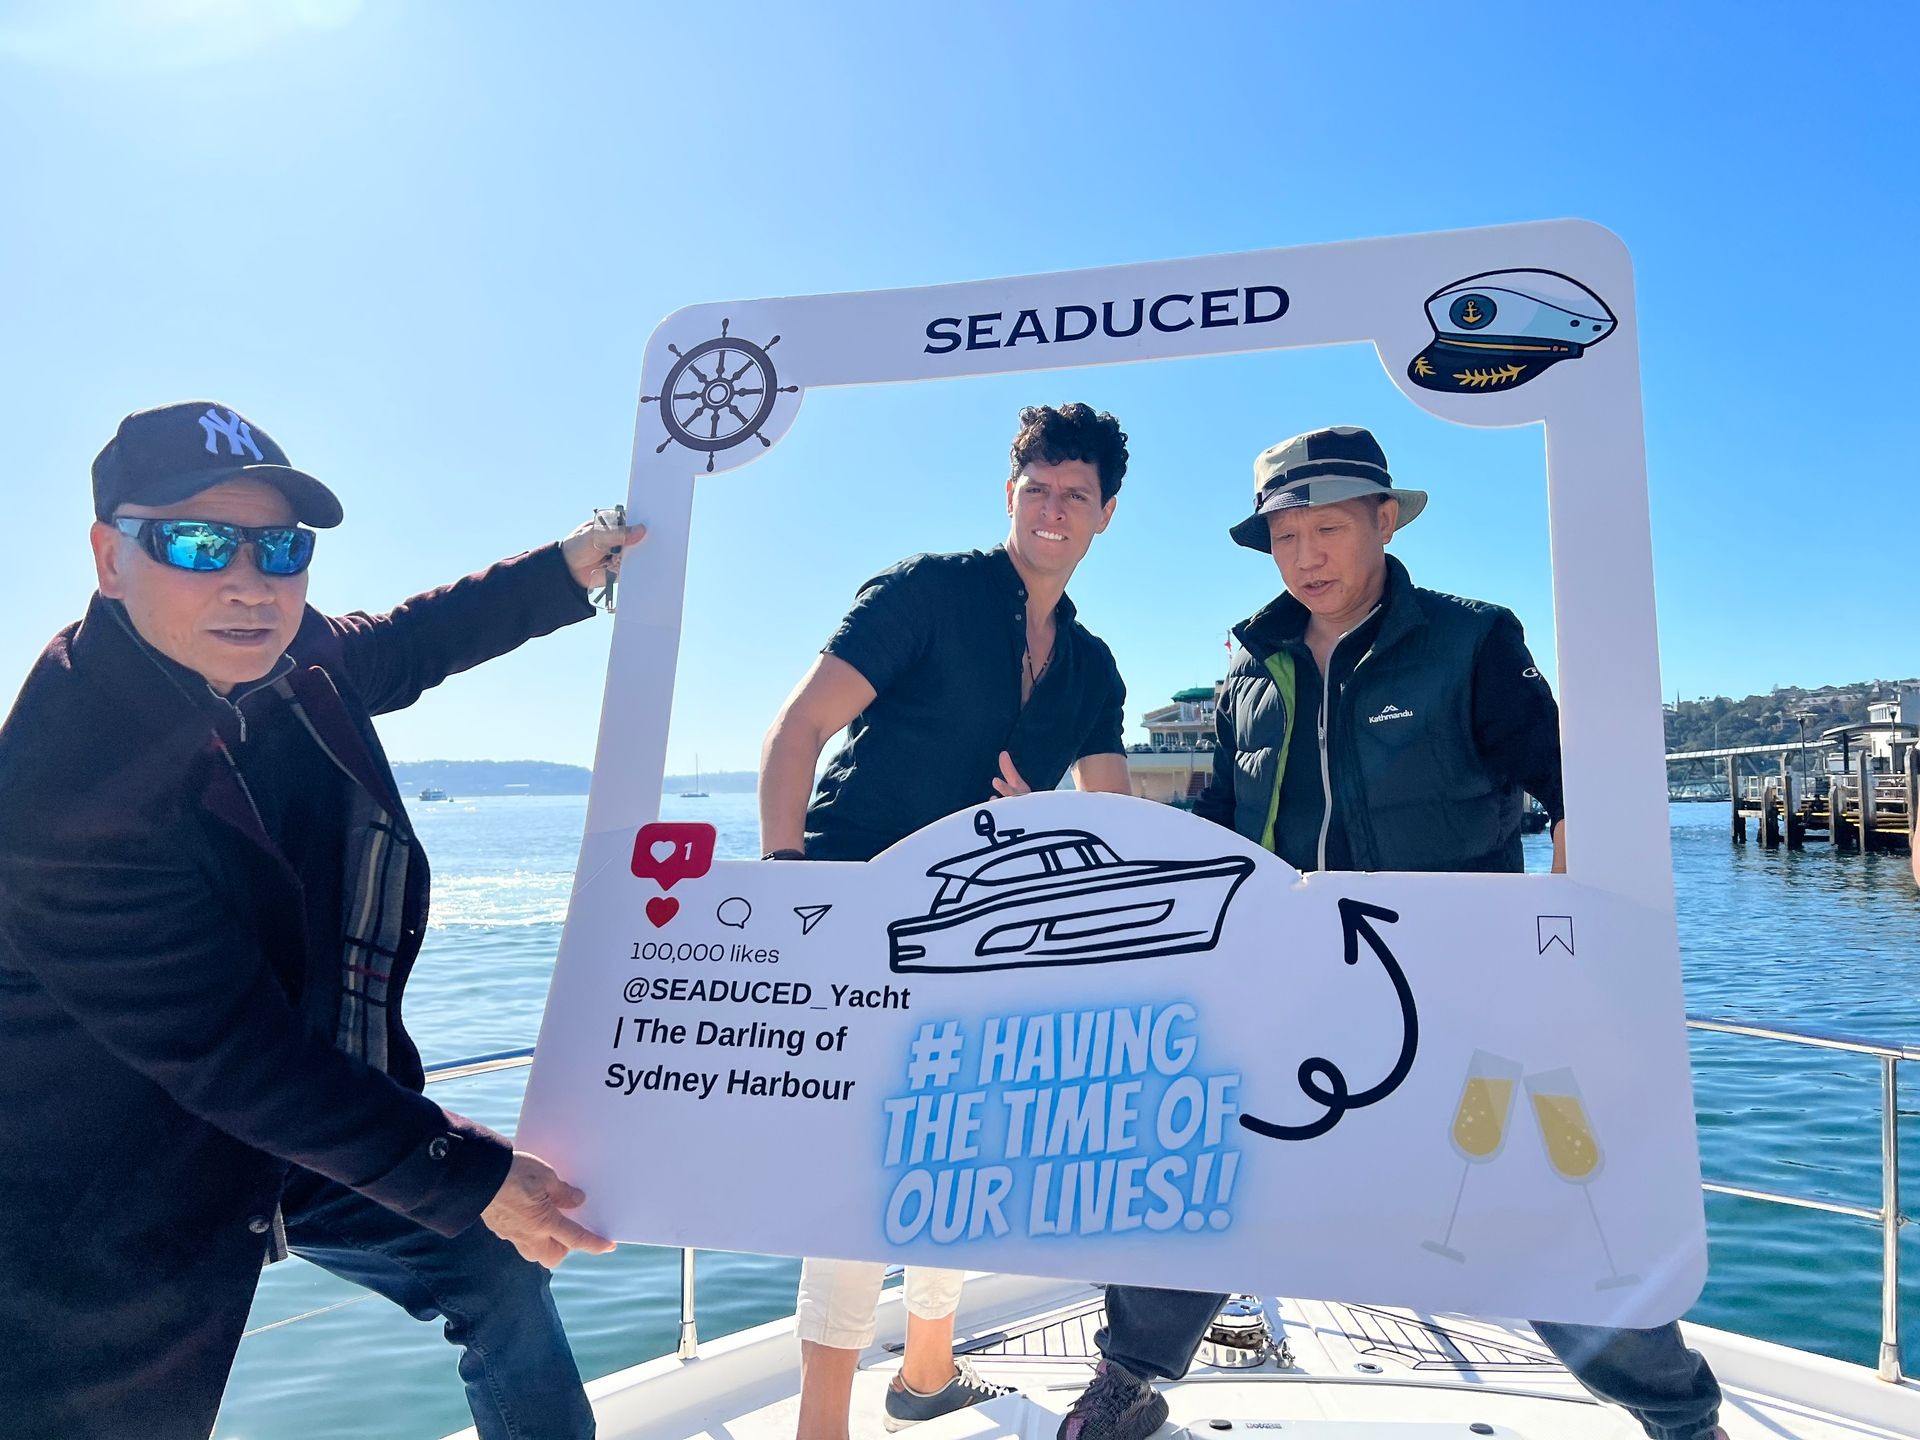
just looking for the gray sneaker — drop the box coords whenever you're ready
[882,1356,1016,1431]
[1056,1359,1169,1440]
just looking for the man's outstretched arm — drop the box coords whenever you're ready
[760,654,877,853]
[761,562,935,852]
[325,518,645,715]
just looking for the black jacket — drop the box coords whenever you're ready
[1194,556,1559,873]
[0,543,594,1437]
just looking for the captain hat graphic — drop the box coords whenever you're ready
[1407,268,1616,393]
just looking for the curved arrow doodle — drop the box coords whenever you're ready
[1239,898,1419,1142]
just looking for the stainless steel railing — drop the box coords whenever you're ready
[421,1015,1915,1380]
[415,1045,711,1356]
[1685,1016,1915,1382]
[424,1044,534,1083]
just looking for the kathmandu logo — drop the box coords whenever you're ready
[198,407,263,460]
[1368,703,1415,725]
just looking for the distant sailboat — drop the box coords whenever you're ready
[680,755,709,798]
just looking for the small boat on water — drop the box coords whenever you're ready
[418,787,450,802]
[887,809,1254,973]
[680,754,709,799]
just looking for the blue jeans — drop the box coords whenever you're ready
[1097,1287,1722,1440]
[283,1172,594,1440]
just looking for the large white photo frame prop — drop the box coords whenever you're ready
[519,220,1706,1325]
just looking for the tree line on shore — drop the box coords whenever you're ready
[1664,678,1916,754]
[395,680,1917,791]
[391,759,756,795]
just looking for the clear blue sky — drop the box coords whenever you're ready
[2,1,1913,773]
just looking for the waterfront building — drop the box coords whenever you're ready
[1128,683,1222,806]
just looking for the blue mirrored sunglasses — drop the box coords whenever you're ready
[113,517,317,576]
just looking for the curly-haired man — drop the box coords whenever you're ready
[758,402,1135,1438]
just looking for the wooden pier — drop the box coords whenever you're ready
[1666,713,1917,857]
[1727,750,1916,853]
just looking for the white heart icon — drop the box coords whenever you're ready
[650,840,676,863]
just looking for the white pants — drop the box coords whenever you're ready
[794,1258,966,1350]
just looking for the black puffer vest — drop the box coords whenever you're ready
[1208,556,1524,873]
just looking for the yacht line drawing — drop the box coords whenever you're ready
[886,809,1256,974]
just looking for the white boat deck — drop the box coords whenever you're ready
[447,1273,1920,1440]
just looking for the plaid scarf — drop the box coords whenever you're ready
[262,690,413,1264]
[277,684,409,1073]
[332,779,409,1072]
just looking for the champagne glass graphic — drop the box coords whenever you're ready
[1422,1050,1521,1262]
[1526,1067,1638,1290]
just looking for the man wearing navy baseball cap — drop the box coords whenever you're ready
[0,401,640,1439]
[1059,426,1729,1440]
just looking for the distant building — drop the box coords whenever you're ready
[1128,683,1223,805]
[1817,684,1920,776]
[1860,684,1920,768]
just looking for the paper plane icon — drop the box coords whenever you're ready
[1536,915,1574,956]
[794,904,832,936]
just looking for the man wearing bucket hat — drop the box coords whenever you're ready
[0,402,637,1439]
[1057,427,1727,1440]
[1206,422,1548,876]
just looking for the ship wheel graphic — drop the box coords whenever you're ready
[641,318,797,472]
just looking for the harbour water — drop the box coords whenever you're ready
[214,795,1920,1439]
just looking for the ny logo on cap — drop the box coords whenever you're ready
[198,407,264,462]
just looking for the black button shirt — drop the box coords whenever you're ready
[804,547,1126,862]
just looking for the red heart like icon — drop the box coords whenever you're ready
[645,896,679,928]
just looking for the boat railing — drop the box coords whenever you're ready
[418,1015,1913,1381]
[416,1044,704,1356]
[1685,1017,1914,1382]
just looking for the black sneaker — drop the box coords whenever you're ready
[882,1356,1016,1431]
[1056,1359,1169,1440]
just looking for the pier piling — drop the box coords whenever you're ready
[1909,751,1918,853]
[1688,725,1911,864]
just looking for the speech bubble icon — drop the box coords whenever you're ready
[630,823,716,890]
[716,897,752,929]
